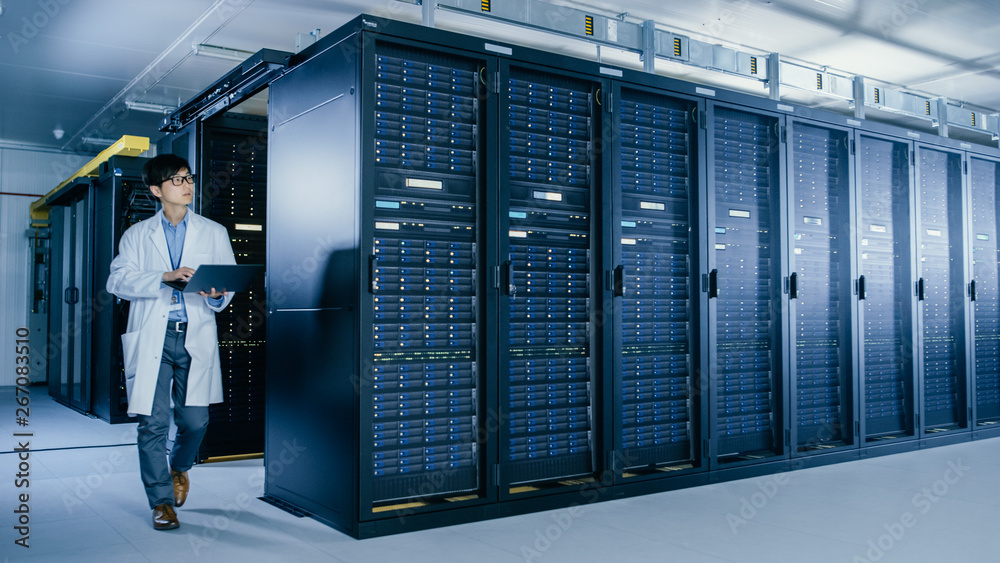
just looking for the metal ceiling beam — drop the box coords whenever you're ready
[160,49,291,132]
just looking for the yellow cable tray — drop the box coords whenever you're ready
[29,135,150,224]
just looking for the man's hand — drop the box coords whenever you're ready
[164,267,196,282]
[199,287,229,299]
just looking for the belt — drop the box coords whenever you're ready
[167,320,187,333]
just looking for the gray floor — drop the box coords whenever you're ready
[1,386,998,562]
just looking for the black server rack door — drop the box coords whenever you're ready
[48,205,67,398]
[198,119,268,460]
[368,44,486,506]
[615,86,698,472]
[858,135,915,441]
[500,64,599,488]
[970,157,1000,424]
[789,122,854,452]
[710,105,784,463]
[71,194,91,408]
[916,146,967,432]
[50,191,92,412]
[265,34,361,533]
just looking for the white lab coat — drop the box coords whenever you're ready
[107,209,236,416]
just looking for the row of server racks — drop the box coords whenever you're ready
[44,112,267,461]
[46,156,155,423]
[263,15,1000,537]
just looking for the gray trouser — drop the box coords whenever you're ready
[137,326,210,508]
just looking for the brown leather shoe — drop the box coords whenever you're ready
[171,469,189,507]
[152,503,179,530]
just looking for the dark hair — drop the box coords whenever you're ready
[143,154,191,187]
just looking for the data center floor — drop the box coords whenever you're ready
[1,385,998,562]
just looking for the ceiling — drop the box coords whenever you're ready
[3,0,1000,154]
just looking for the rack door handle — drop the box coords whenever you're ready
[64,287,79,305]
[368,255,378,294]
[917,278,925,301]
[708,269,719,299]
[789,272,798,300]
[613,265,624,297]
[971,279,977,302]
[858,275,866,300]
[504,260,516,297]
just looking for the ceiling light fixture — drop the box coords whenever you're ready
[125,100,176,114]
[192,43,254,62]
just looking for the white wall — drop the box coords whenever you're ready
[0,145,90,386]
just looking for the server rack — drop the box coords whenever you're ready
[914,146,970,435]
[91,156,149,423]
[787,121,856,453]
[368,45,487,504]
[857,133,918,444]
[266,25,499,537]
[706,103,787,467]
[157,113,269,460]
[28,225,50,386]
[969,156,1000,428]
[610,84,704,476]
[497,61,605,494]
[197,113,268,460]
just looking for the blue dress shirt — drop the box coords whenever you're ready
[162,212,223,322]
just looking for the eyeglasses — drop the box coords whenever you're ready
[165,174,196,186]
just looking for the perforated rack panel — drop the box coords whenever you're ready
[618,89,695,469]
[917,147,964,430]
[370,49,481,502]
[791,124,851,449]
[712,107,780,458]
[971,158,1000,423]
[201,123,267,459]
[859,136,912,438]
[504,68,594,485]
